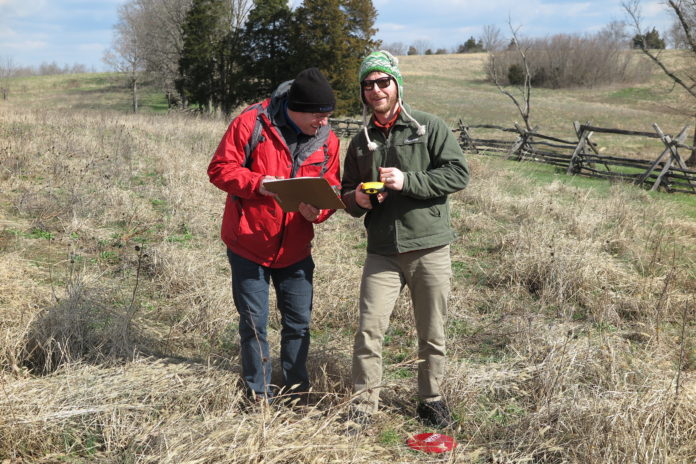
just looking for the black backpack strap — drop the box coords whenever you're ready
[241,103,266,168]
[319,144,330,177]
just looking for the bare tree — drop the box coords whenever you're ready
[666,0,696,48]
[134,0,193,107]
[0,56,15,100]
[104,2,148,112]
[597,20,630,47]
[624,0,696,165]
[125,0,250,108]
[229,0,253,30]
[487,21,533,131]
[383,42,407,56]
[411,39,433,55]
[481,24,505,51]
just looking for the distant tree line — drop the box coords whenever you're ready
[0,57,94,100]
[0,60,92,78]
[105,0,378,115]
[486,22,656,89]
[382,16,695,58]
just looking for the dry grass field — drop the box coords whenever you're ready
[1,53,695,463]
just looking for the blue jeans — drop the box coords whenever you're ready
[227,250,314,398]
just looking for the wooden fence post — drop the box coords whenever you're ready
[508,123,537,160]
[653,123,696,193]
[636,125,689,189]
[567,127,590,174]
[573,121,600,155]
[457,120,479,154]
[507,123,526,160]
[573,121,607,171]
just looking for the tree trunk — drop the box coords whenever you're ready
[132,79,138,113]
[688,117,696,167]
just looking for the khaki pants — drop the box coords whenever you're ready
[351,245,451,413]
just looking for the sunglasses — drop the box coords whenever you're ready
[361,76,392,91]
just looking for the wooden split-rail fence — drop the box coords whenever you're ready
[457,121,696,195]
[329,117,696,194]
[329,118,363,138]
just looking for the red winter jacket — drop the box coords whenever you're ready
[208,84,340,268]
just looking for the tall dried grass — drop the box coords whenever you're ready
[1,67,695,463]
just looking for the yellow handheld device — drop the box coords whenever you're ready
[361,181,385,195]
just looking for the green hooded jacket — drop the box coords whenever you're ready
[341,104,469,255]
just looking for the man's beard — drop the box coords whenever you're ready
[371,93,398,115]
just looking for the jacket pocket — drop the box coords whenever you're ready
[428,205,442,218]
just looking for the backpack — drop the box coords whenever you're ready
[238,101,331,177]
[241,103,266,169]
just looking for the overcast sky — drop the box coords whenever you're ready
[0,0,675,71]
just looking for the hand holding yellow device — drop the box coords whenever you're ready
[361,181,385,195]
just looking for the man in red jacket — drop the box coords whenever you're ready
[208,68,340,404]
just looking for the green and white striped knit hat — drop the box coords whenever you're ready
[358,50,425,151]
[359,50,405,104]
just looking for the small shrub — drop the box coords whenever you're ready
[22,269,137,373]
[507,64,525,85]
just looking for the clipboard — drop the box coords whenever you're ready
[263,177,346,212]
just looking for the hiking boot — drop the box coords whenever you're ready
[417,400,454,428]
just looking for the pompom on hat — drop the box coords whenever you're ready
[358,50,425,151]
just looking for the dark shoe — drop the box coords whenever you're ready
[417,400,454,428]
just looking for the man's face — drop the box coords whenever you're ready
[288,110,332,136]
[361,71,399,116]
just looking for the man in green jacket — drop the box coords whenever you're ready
[341,50,469,428]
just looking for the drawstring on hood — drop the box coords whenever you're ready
[358,50,425,151]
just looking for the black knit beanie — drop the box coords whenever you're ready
[287,67,336,113]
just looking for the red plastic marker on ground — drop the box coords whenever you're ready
[406,432,457,453]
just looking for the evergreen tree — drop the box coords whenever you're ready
[632,27,666,49]
[217,24,246,116]
[239,0,293,103]
[342,0,380,111]
[178,0,225,111]
[178,0,379,115]
[343,0,379,42]
[291,0,378,115]
[178,0,245,115]
[457,36,484,53]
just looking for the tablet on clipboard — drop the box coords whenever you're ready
[263,177,345,212]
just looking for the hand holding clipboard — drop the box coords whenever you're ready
[262,177,345,212]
